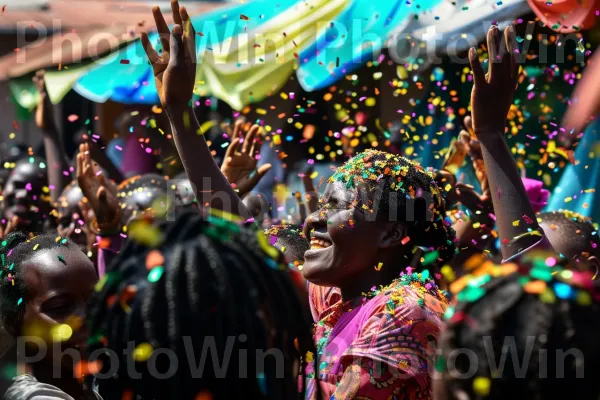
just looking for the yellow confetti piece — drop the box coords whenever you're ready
[95,274,109,292]
[512,220,520,227]
[133,343,153,362]
[33,244,39,251]
[564,197,573,203]
[374,262,383,271]
[539,287,556,304]
[473,377,491,396]
[576,291,592,306]
[309,171,319,179]
[273,135,281,145]
[198,120,217,135]
[51,324,73,342]
[441,265,455,282]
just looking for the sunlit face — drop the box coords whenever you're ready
[22,246,97,371]
[302,181,393,287]
[2,160,49,223]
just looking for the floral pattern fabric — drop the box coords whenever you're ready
[306,275,448,399]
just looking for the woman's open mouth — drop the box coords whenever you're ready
[309,236,332,250]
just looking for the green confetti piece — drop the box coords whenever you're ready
[435,355,446,372]
[1,241,7,248]
[530,266,553,282]
[468,274,491,288]
[422,251,439,266]
[457,286,486,303]
[57,255,66,264]
[420,269,430,281]
[8,263,13,271]
[148,266,164,283]
[17,298,22,306]
[444,306,455,320]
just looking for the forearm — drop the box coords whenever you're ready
[165,105,249,218]
[479,134,545,260]
[42,129,70,201]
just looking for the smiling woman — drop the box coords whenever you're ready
[303,149,456,399]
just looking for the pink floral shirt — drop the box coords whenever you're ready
[305,275,448,399]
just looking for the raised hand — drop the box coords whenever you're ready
[76,143,120,233]
[141,0,196,108]
[33,70,56,132]
[295,168,319,223]
[459,116,490,200]
[221,121,272,197]
[469,25,518,136]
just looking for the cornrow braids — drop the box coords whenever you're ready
[438,251,600,399]
[0,232,75,337]
[87,210,317,400]
[330,149,457,266]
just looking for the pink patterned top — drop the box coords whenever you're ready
[305,274,448,399]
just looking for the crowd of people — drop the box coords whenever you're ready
[0,1,599,399]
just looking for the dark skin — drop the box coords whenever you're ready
[3,159,51,230]
[55,181,96,255]
[21,246,97,399]
[469,25,544,261]
[302,181,408,300]
[141,0,252,219]
[34,70,71,202]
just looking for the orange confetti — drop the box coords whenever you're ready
[146,250,164,270]
[75,360,103,382]
[523,280,547,294]
[240,14,249,20]
[195,391,213,400]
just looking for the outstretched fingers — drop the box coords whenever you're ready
[152,5,170,54]
[141,32,160,65]
[469,47,486,88]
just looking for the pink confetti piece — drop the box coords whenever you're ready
[115,145,123,151]
[67,115,79,123]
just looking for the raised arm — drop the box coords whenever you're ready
[33,70,70,202]
[468,25,546,261]
[141,0,249,218]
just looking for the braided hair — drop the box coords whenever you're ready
[86,210,316,399]
[330,149,457,266]
[0,232,75,337]
[438,252,600,399]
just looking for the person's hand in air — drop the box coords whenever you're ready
[76,143,120,234]
[221,121,272,197]
[33,70,57,134]
[295,167,319,223]
[141,0,196,109]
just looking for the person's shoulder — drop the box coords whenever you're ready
[365,275,449,325]
[4,375,74,400]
